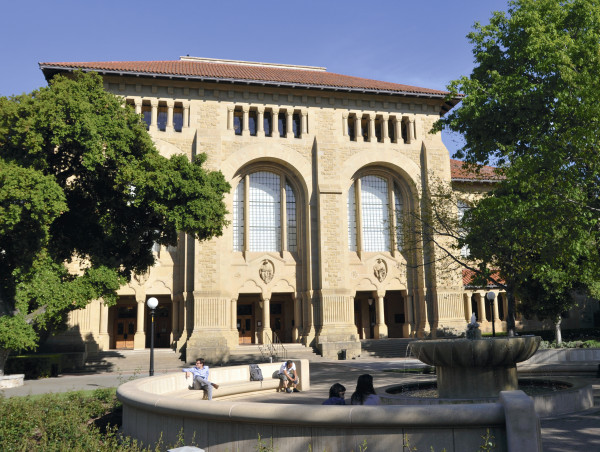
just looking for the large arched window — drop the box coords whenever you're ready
[233,170,298,252]
[347,174,404,253]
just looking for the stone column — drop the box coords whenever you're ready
[134,99,142,115]
[286,110,293,138]
[403,290,414,337]
[302,291,316,346]
[98,299,110,350]
[183,104,190,129]
[242,107,250,136]
[368,114,376,142]
[407,117,415,143]
[342,113,348,137]
[166,101,174,131]
[475,292,486,323]
[261,296,272,343]
[150,100,158,131]
[292,294,300,342]
[271,108,279,137]
[374,292,388,338]
[395,117,402,143]
[231,298,238,332]
[171,297,180,344]
[381,114,389,143]
[301,110,308,136]
[355,114,362,142]
[227,106,234,131]
[134,296,146,349]
[257,107,265,137]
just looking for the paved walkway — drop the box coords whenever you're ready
[2,357,599,451]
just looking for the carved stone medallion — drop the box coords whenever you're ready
[259,259,274,284]
[373,258,387,282]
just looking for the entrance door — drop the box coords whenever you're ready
[270,302,284,342]
[114,306,136,349]
[354,298,363,339]
[237,304,254,344]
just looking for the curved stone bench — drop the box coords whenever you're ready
[117,359,542,452]
[161,360,309,399]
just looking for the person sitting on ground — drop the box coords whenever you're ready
[322,383,346,405]
[350,374,381,405]
[278,359,300,393]
[182,358,219,400]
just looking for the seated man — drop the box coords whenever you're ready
[183,358,219,400]
[278,359,300,393]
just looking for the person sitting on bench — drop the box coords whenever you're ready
[183,357,219,400]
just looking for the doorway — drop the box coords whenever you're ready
[114,305,136,349]
[270,302,284,342]
[237,303,255,344]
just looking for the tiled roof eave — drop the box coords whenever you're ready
[39,64,453,99]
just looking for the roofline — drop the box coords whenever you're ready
[38,63,461,104]
[451,178,502,183]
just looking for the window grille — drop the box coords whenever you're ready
[286,183,297,251]
[361,176,390,252]
[233,182,245,251]
[394,184,403,250]
[348,186,357,251]
[249,172,281,252]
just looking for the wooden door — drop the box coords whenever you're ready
[147,304,172,348]
[114,306,136,349]
[237,303,254,344]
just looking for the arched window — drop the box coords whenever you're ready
[233,170,298,252]
[348,174,404,253]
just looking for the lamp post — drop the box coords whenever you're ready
[486,292,496,337]
[147,297,159,376]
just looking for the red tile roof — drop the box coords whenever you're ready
[39,58,454,99]
[450,159,503,182]
[463,268,505,287]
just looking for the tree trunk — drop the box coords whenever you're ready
[506,286,517,337]
[555,317,563,344]
[0,348,9,376]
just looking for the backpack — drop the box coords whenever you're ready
[249,364,264,381]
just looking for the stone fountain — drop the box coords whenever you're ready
[409,315,541,398]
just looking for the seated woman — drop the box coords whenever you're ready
[350,374,381,406]
[322,383,346,405]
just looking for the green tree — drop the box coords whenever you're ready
[434,0,600,338]
[0,72,230,374]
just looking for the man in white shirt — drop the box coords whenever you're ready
[277,359,300,393]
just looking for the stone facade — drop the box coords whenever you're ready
[39,57,598,361]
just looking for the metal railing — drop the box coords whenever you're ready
[258,332,287,362]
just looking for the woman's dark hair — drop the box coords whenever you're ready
[329,383,346,398]
[350,374,376,405]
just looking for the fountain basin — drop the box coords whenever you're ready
[410,336,541,398]
[382,377,593,418]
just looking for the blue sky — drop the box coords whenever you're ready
[0,0,510,156]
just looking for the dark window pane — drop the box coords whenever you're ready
[278,113,286,137]
[348,116,355,141]
[249,110,257,136]
[361,117,368,141]
[173,107,183,132]
[375,119,382,142]
[292,113,301,138]
[388,118,396,142]
[234,111,243,135]
[401,120,408,143]
[157,106,167,131]
[142,106,151,130]
[264,112,272,136]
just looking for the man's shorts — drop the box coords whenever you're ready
[278,373,298,384]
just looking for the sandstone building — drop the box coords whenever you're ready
[39,57,598,361]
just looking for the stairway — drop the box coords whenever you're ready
[228,343,325,364]
[359,338,416,359]
[82,349,186,374]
